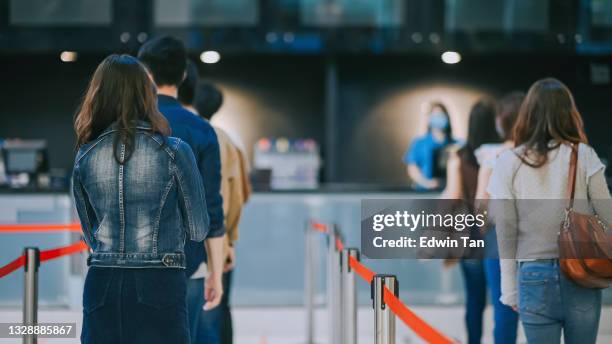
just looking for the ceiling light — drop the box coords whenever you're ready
[441,51,461,64]
[60,51,78,63]
[200,51,221,64]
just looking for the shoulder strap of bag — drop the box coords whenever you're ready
[566,143,578,209]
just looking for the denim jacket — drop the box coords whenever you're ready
[72,122,209,269]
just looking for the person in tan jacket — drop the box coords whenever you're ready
[179,62,251,344]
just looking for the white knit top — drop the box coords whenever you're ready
[487,142,611,306]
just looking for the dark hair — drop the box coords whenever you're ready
[427,101,453,138]
[178,60,199,106]
[137,35,187,87]
[194,83,224,120]
[74,54,170,164]
[460,99,500,166]
[496,91,525,141]
[513,78,587,167]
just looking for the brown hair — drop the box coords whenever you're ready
[513,78,587,167]
[496,91,524,141]
[74,54,170,164]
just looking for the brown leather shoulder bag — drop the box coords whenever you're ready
[558,144,612,288]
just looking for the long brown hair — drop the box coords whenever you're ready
[74,54,170,164]
[512,78,587,167]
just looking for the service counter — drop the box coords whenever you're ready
[0,189,609,309]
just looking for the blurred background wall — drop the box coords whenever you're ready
[1,0,612,185]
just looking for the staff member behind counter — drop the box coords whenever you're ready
[404,102,455,190]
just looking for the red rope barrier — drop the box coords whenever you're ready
[40,240,89,262]
[383,287,455,344]
[335,236,344,251]
[0,222,82,233]
[0,240,88,279]
[0,256,26,279]
[309,219,455,343]
[309,221,329,233]
[348,255,374,283]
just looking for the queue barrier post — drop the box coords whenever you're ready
[23,247,40,344]
[371,274,398,344]
[327,226,343,344]
[341,248,359,344]
[304,222,317,344]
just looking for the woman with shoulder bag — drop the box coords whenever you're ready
[488,78,612,344]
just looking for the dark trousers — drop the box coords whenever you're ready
[460,259,487,344]
[187,271,233,344]
[81,267,189,344]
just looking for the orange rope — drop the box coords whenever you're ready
[0,223,82,233]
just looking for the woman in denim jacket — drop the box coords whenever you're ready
[73,54,210,343]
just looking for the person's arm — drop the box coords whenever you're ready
[197,128,226,310]
[439,151,461,199]
[588,168,612,225]
[72,163,95,248]
[407,164,439,189]
[204,236,224,310]
[487,159,519,308]
[584,146,612,226]
[175,140,210,242]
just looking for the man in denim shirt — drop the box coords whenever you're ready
[138,36,226,341]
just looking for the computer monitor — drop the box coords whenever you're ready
[1,140,49,175]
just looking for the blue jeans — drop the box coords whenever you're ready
[186,272,233,344]
[518,260,602,344]
[460,260,487,344]
[82,267,189,344]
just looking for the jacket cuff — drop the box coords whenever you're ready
[206,225,226,239]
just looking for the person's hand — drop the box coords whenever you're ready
[224,246,236,273]
[425,178,440,190]
[511,305,518,312]
[443,258,458,268]
[203,274,223,311]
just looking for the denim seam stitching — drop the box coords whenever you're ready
[118,143,126,253]
[153,176,175,255]
[75,135,112,164]
[174,162,195,239]
[143,132,176,158]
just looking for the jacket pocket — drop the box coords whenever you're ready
[83,268,113,314]
[134,269,186,310]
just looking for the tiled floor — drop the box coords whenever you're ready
[0,306,610,343]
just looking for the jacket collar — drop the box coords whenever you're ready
[100,120,152,136]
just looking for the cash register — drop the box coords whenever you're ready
[0,139,50,189]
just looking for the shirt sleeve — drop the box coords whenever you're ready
[71,163,95,248]
[487,152,519,306]
[583,145,612,225]
[175,140,210,242]
[403,138,422,165]
[196,128,226,238]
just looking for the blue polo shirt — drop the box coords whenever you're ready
[157,95,225,276]
[404,133,451,184]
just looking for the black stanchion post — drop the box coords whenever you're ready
[23,247,40,344]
